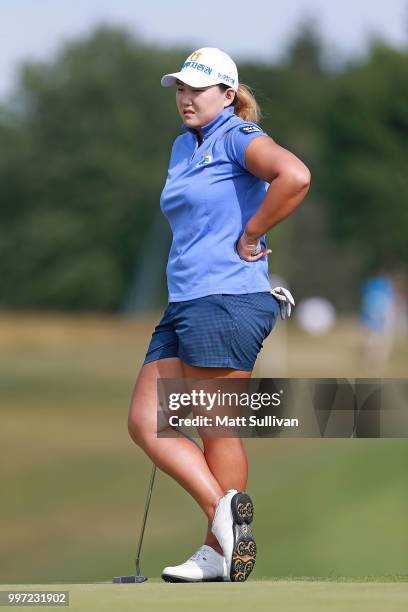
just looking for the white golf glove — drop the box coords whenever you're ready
[270,286,295,320]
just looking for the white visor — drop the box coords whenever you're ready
[161,71,226,89]
[160,47,239,92]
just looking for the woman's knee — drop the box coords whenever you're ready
[128,358,185,443]
[127,411,145,446]
[127,395,152,446]
[127,382,165,446]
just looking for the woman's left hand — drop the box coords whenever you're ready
[235,231,272,262]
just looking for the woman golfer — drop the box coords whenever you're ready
[128,47,311,583]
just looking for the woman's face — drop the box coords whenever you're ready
[175,79,235,130]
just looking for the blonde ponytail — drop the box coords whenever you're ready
[233,83,261,123]
[219,82,261,123]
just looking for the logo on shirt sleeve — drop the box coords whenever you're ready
[240,125,262,134]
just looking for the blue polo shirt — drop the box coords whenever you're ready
[160,105,272,302]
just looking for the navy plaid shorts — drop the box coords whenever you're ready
[142,291,280,372]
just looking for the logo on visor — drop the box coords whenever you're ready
[218,72,235,85]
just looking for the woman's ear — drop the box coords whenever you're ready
[224,88,236,107]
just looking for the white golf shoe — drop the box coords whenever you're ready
[211,489,256,582]
[161,544,227,582]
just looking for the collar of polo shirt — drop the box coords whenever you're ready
[181,105,235,139]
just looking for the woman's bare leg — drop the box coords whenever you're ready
[128,357,251,556]
[128,357,225,521]
[180,361,252,553]
[202,437,248,551]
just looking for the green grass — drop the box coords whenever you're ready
[1,581,407,612]
[0,313,407,589]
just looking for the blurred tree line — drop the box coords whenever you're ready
[0,24,406,312]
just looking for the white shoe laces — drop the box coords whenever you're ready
[189,547,209,562]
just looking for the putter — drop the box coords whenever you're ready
[112,426,202,583]
[113,463,157,583]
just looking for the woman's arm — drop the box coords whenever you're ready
[236,135,311,261]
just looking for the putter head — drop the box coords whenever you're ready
[112,575,148,583]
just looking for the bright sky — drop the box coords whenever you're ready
[1,0,407,100]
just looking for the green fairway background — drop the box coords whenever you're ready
[1,581,408,612]
[0,313,407,585]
